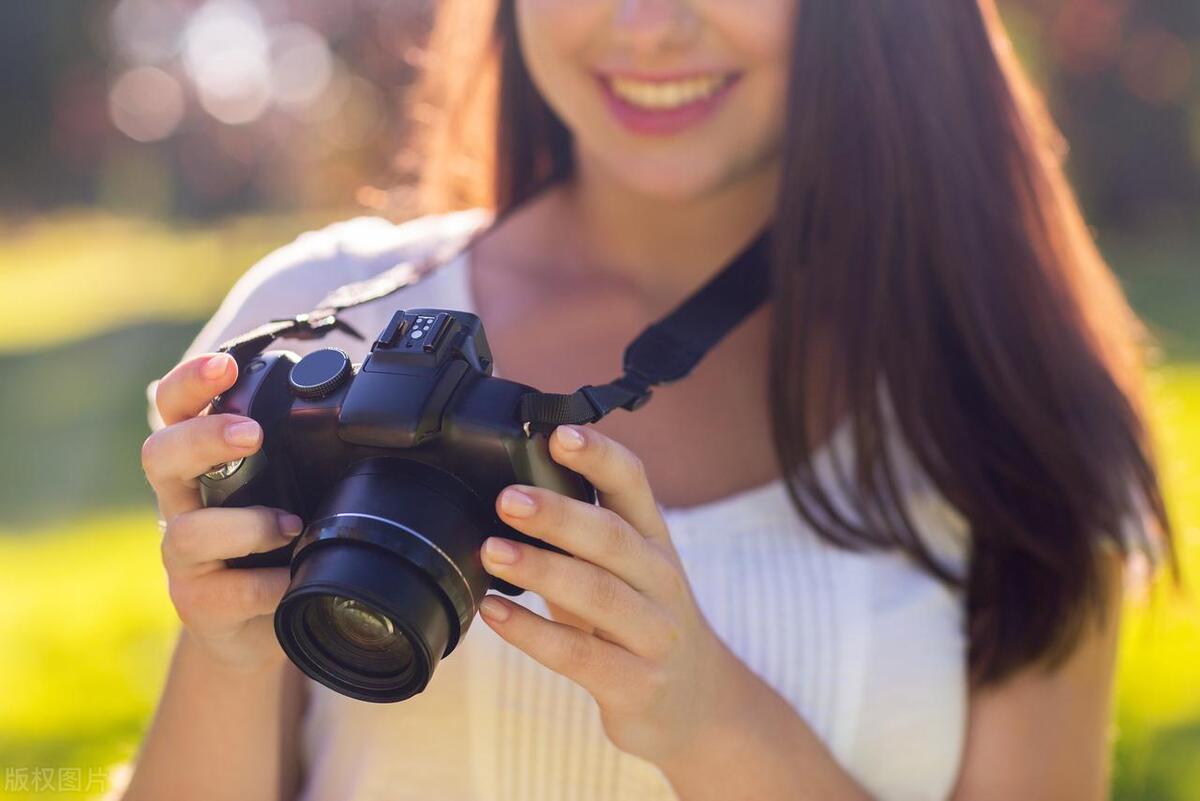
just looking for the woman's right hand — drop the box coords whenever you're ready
[141,351,303,674]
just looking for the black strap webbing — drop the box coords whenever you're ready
[518,231,771,433]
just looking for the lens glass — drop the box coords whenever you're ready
[326,596,397,650]
[300,594,414,680]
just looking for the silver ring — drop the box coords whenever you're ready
[322,512,476,609]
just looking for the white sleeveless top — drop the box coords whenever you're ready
[159,210,971,801]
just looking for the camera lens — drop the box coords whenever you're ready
[274,458,493,703]
[295,593,415,682]
[279,545,445,700]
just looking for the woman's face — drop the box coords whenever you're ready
[515,0,796,201]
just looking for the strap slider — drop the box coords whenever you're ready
[611,373,653,411]
[623,391,653,412]
[578,376,653,419]
[577,385,612,421]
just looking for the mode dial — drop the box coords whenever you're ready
[289,348,352,399]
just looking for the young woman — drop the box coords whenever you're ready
[129,1,1171,799]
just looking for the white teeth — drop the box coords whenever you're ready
[608,74,730,110]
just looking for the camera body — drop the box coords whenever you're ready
[199,307,595,701]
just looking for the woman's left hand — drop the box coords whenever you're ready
[477,423,750,766]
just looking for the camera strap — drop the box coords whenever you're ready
[516,231,771,434]
[214,230,480,366]
[216,222,772,437]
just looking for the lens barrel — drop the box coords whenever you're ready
[275,458,492,702]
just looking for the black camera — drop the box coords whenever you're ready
[199,308,595,703]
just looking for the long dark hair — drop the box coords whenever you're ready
[411,0,1173,686]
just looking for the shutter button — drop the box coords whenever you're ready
[289,348,352,399]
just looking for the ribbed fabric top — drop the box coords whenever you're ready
[161,211,970,801]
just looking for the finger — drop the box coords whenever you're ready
[177,567,292,627]
[162,506,303,575]
[495,485,677,595]
[142,414,264,521]
[480,536,670,658]
[155,352,239,427]
[478,594,643,701]
[548,425,670,545]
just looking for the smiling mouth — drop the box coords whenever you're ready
[602,73,737,111]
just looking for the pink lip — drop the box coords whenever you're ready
[595,72,741,137]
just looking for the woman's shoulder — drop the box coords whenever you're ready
[276,208,492,279]
[184,208,490,359]
[221,209,488,322]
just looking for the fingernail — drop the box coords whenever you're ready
[479,596,511,622]
[225,420,261,447]
[278,514,303,536]
[499,488,536,518]
[204,354,231,380]
[483,536,520,564]
[556,425,586,451]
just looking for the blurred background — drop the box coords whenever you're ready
[0,1,1196,799]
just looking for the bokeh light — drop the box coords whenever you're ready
[181,0,273,125]
[1120,27,1194,107]
[108,67,185,143]
[109,0,189,66]
[269,23,334,109]
[1052,0,1129,75]
[89,0,433,212]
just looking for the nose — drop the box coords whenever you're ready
[611,0,699,54]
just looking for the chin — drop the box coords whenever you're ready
[601,152,738,203]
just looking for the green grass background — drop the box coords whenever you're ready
[0,215,1195,800]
